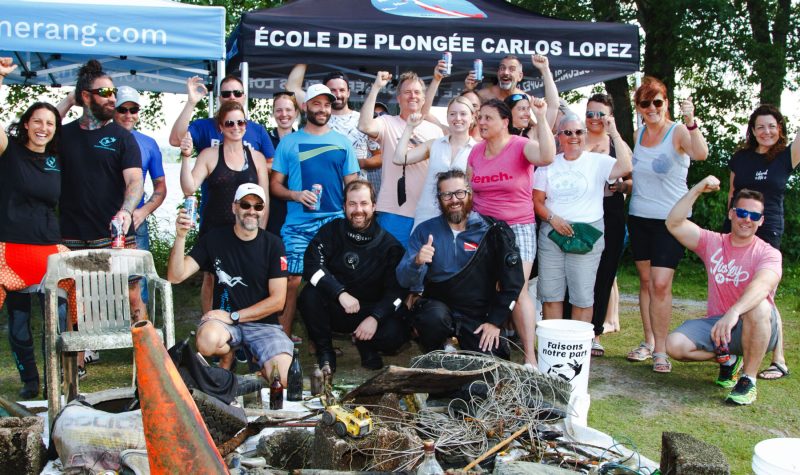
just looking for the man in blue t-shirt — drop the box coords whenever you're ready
[270,83,360,338]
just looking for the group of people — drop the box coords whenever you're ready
[1,52,796,406]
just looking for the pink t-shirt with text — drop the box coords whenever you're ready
[468,135,535,225]
[694,229,782,316]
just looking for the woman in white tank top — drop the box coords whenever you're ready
[626,76,708,373]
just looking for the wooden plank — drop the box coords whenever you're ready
[341,364,498,400]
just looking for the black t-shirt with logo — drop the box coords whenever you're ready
[59,121,142,241]
[189,227,288,325]
[0,141,61,244]
[728,147,796,234]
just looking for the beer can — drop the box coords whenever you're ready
[441,51,452,77]
[714,342,731,364]
[110,216,125,249]
[473,59,484,81]
[311,184,323,211]
[184,196,198,227]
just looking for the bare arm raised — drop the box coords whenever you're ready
[358,72,392,139]
[169,76,207,147]
[666,175,720,251]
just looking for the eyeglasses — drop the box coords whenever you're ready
[438,189,470,201]
[89,87,118,98]
[558,129,587,137]
[238,201,265,211]
[585,111,607,119]
[733,207,762,221]
[220,90,245,99]
[223,119,247,128]
[116,106,140,115]
[638,99,664,109]
[272,91,295,98]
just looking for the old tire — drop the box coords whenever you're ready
[190,389,247,445]
[322,410,335,426]
[333,421,347,437]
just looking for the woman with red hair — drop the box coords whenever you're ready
[626,77,708,373]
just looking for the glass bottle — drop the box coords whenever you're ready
[416,440,444,475]
[287,348,303,401]
[310,364,324,395]
[269,368,284,410]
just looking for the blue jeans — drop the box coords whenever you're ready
[135,219,150,304]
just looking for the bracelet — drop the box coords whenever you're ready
[686,121,698,131]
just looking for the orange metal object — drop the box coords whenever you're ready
[132,321,229,474]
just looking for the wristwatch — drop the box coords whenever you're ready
[230,311,240,324]
[546,214,554,223]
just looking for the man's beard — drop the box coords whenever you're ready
[440,199,472,225]
[237,213,259,231]
[348,211,372,231]
[307,110,331,126]
[89,97,115,122]
[498,80,514,91]
[332,99,347,111]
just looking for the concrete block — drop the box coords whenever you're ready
[0,417,47,475]
[660,432,730,475]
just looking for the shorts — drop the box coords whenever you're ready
[200,320,293,367]
[628,215,685,269]
[281,214,341,275]
[377,212,414,248]
[510,222,536,262]
[673,307,779,355]
[537,219,604,308]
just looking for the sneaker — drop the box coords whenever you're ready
[19,380,40,399]
[83,349,101,365]
[78,366,87,380]
[725,376,757,405]
[715,356,743,389]
[235,348,249,364]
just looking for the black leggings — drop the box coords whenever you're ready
[6,292,67,383]
[591,194,626,336]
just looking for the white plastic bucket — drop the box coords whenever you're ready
[536,320,594,396]
[752,438,800,474]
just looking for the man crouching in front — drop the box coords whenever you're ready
[665,176,781,405]
[168,183,292,384]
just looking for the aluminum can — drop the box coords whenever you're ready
[311,184,323,211]
[714,342,731,364]
[441,51,452,76]
[111,216,125,249]
[474,59,483,81]
[184,196,198,227]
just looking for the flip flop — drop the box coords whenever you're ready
[591,340,605,357]
[757,362,789,380]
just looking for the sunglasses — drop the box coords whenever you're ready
[223,119,247,128]
[89,87,118,98]
[733,207,762,221]
[559,129,587,137]
[238,201,265,211]
[508,93,528,103]
[116,105,140,115]
[220,90,245,98]
[273,91,295,98]
[638,99,664,109]
[438,189,470,201]
[585,111,607,119]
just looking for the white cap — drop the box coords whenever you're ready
[234,183,266,203]
[304,83,336,104]
[116,86,141,106]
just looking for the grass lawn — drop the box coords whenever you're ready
[1,258,797,473]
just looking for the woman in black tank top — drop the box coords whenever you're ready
[179,101,270,235]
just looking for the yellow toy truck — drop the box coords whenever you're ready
[321,405,373,438]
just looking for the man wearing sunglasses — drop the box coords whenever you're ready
[665,175,782,405]
[113,87,166,264]
[168,183,293,384]
[397,170,524,359]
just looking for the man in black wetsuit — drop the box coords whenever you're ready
[299,180,408,371]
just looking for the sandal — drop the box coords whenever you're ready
[757,362,790,380]
[652,352,672,373]
[591,340,605,357]
[626,342,653,362]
